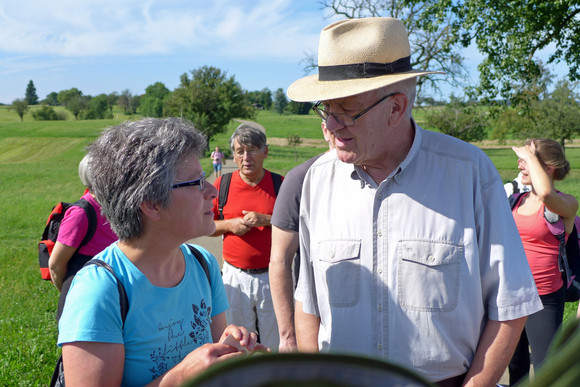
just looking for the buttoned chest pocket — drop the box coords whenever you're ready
[317,240,361,307]
[398,240,463,312]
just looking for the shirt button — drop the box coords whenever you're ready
[378,267,383,274]
[428,255,435,263]
[377,230,383,237]
[377,305,382,312]
[377,343,383,350]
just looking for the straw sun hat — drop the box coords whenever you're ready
[287,17,444,102]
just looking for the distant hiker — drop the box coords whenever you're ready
[211,146,226,178]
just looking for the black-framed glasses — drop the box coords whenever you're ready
[312,92,397,126]
[171,172,206,191]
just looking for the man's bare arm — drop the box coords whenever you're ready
[269,226,300,352]
[463,317,527,386]
[295,300,320,353]
[211,218,251,237]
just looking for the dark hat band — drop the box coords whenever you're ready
[318,56,412,81]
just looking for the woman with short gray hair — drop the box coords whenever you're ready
[58,118,265,386]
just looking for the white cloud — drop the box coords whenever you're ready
[0,0,323,60]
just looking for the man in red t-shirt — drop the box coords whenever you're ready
[211,124,283,350]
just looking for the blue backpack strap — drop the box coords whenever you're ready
[83,259,129,326]
[187,244,211,286]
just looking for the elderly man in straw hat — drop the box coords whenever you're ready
[288,17,542,386]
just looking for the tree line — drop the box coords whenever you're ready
[8,67,315,144]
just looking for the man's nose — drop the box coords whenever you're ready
[324,114,345,132]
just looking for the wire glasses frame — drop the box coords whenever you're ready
[171,172,206,191]
[312,92,397,126]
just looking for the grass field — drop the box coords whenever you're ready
[0,105,578,385]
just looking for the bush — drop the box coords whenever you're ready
[31,104,66,121]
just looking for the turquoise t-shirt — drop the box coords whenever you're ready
[58,243,228,386]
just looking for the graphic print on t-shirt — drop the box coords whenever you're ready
[149,299,212,379]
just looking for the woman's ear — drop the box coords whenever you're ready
[140,200,162,221]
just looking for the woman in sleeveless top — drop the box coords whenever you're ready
[508,138,578,385]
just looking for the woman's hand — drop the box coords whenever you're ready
[512,142,537,164]
[219,324,270,353]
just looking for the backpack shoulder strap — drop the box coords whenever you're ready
[508,192,524,210]
[187,244,211,286]
[218,172,233,220]
[84,259,129,326]
[73,199,98,247]
[271,172,283,197]
[511,180,520,194]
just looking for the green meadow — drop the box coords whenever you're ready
[0,105,578,385]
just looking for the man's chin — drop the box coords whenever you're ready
[336,150,359,165]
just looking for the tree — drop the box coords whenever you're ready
[163,66,256,144]
[274,88,288,114]
[25,80,39,105]
[9,99,29,121]
[310,1,465,96]
[107,92,119,114]
[83,94,111,119]
[140,82,170,118]
[118,89,132,114]
[425,97,488,142]
[43,92,59,106]
[57,88,88,120]
[287,101,313,115]
[531,80,580,149]
[449,0,580,102]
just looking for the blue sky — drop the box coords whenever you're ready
[0,0,569,105]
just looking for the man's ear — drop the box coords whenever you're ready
[387,93,408,127]
[140,200,162,221]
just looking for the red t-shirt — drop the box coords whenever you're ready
[512,194,564,295]
[212,170,280,269]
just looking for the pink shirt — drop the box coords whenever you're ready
[513,196,564,295]
[57,192,118,256]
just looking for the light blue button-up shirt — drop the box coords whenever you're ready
[296,125,542,381]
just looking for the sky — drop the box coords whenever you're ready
[0,0,570,105]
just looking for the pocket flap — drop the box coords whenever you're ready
[400,240,462,266]
[318,240,361,263]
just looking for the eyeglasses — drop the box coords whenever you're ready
[171,172,206,191]
[312,92,397,126]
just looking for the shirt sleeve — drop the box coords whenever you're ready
[58,265,124,345]
[56,205,90,248]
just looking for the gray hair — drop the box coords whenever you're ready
[229,123,267,151]
[380,78,417,118]
[78,154,92,189]
[87,118,206,241]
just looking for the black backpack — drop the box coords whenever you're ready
[509,192,580,302]
[50,244,210,387]
[217,171,283,220]
[38,199,97,281]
